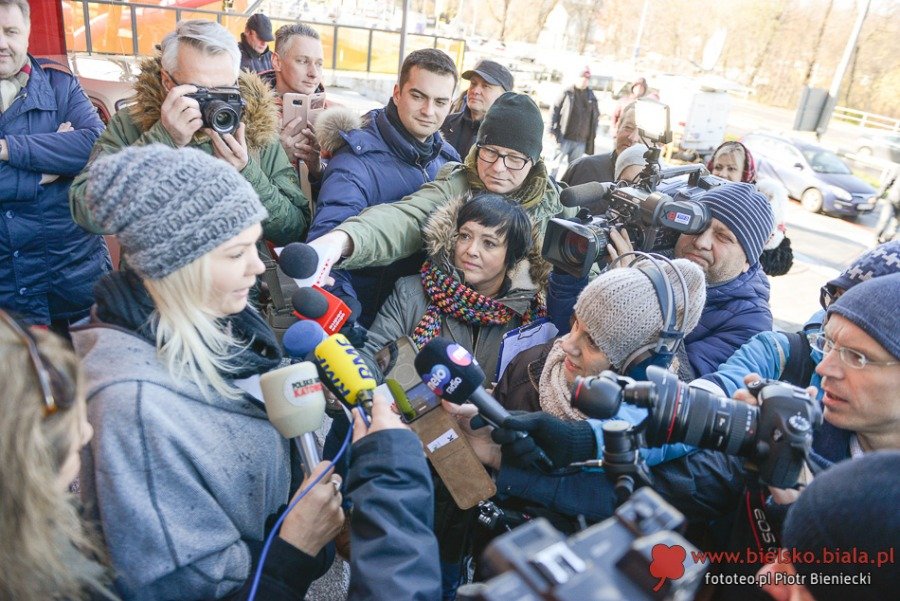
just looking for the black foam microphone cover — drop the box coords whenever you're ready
[413,338,486,405]
[292,287,329,319]
[559,181,612,211]
[279,243,319,279]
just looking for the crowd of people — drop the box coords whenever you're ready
[1,2,898,600]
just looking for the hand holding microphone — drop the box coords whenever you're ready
[493,412,598,470]
[283,233,352,288]
[278,461,345,557]
[313,333,377,424]
[351,390,409,444]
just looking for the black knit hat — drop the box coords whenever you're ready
[476,92,544,163]
[782,452,900,601]
[697,182,774,265]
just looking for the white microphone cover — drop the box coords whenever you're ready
[260,361,326,438]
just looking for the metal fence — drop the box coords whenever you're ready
[833,106,900,133]
[63,0,466,75]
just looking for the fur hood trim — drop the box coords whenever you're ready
[421,194,548,296]
[129,55,278,150]
[315,106,364,155]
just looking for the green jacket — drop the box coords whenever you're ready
[69,56,308,246]
[337,161,576,270]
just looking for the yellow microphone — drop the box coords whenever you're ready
[313,333,377,421]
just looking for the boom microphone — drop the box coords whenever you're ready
[559,181,613,212]
[292,286,351,335]
[259,361,325,478]
[413,338,553,470]
[278,242,319,280]
[314,334,376,419]
[282,320,328,360]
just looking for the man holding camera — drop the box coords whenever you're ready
[69,20,308,247]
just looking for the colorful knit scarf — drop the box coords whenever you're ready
[412,260,546,349]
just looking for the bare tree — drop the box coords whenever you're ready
[801,0,834,87]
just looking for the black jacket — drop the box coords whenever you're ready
[551,87,600,154]
[239,35,273,73]
[440,107,480,158]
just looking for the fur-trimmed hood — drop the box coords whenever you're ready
[421,194,548,299]
[128,54,279,150]
[315,106,363,155]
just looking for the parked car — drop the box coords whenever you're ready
[855,131,900,164]
[742,132,877,216]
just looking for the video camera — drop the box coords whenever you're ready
[185,86,246,136]
[464,487,706,601]
[572,366,823,490]
[543,100,727,278]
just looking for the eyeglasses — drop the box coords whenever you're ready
[808,332,899,369]
[0,311,68,416]
[476,145,531,171]
[819,285,839,310]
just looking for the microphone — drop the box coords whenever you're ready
[313,333,376,421]
[559,181,613,212]
[282,320,328,361]
[413,338,553,470]
[292,286,351,335]
[278,242,319,280]
[259,361,325,478]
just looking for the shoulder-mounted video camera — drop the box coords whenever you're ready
[543,100,730,278]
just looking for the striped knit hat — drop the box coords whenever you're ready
[698,182,774,265]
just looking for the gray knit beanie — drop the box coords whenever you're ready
[698,182,774,265]
[826,272,900,360]
[782,452,900,601]
[84,144,268,280]
[614,143,649,180]
[573,258,706,369]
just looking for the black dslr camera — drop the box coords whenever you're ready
[465,487,706,601]
[185,86,245,136]
[543,100,727,278]
[572,366,823,489]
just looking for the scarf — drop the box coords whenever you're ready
[463,144,549,211]
[538,337,588,420]
[384,98,441,163]
[412,260,545,349]
[93,270,283,380]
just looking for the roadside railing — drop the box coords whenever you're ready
[833,106,900,133]
[62,0,466,75]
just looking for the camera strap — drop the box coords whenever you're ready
[733,478,782,557]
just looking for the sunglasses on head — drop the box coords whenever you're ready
[0,311,73,416]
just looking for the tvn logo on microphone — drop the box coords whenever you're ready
[424,363,462,396]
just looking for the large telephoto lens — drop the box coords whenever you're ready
[203,100,240,135]
[628,367,758,457]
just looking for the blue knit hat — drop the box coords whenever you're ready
[827,272,900,360]
[827,240,900,292]
[782,452,900,601]
[697,182,774,265]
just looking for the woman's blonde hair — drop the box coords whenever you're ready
[0,318,111,600]
[144,254,244,398]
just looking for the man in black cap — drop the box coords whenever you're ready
[440,59,514,157]
[239,13,274,73]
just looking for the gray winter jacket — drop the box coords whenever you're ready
[73,325,300,600]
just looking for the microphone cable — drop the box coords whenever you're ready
[246,404,356,601]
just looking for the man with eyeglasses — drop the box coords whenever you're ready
[561,101,641,186]
[69,20,308,247]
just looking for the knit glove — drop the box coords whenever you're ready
[492,412,597,468]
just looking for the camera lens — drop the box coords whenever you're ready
[629,368,758,457]
[203,100,239,135]
[561,230,589,266]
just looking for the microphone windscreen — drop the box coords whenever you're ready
[560,181,611,211]
[292,286,329,319]
[413,338,485,405]
[279,243,319,279]
[283,320,328,359]
[259,361,326,438]
[314,334,377,405]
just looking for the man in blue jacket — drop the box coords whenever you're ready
[309,48,460,326]
[0,0,109,332]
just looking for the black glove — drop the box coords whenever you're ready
[492,412,597,468]
[339,322,368,349]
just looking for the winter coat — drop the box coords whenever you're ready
[1,56,110,323]
[687,263,772,376]
[551,87,600,154]
[560,149,616,186]
[335,161,575,273]
[440,106,479,158]
[309,106,460,325]
[361,194,545,384]
[238,35,273,73]
[72,323,331,600]
[68,55,308,246]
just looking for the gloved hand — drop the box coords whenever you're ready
[339,322,368,349]
[492,412,597,468]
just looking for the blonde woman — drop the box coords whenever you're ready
[0,310,114,601]
[73,145,344,600]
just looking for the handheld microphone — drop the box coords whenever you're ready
[259,361,325,478]
[313,334,376,421]
[278,242,319,280]
[282,320,328,360]
[413,338,554,470]
[559,181,613,212]
[292,286,351,335]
